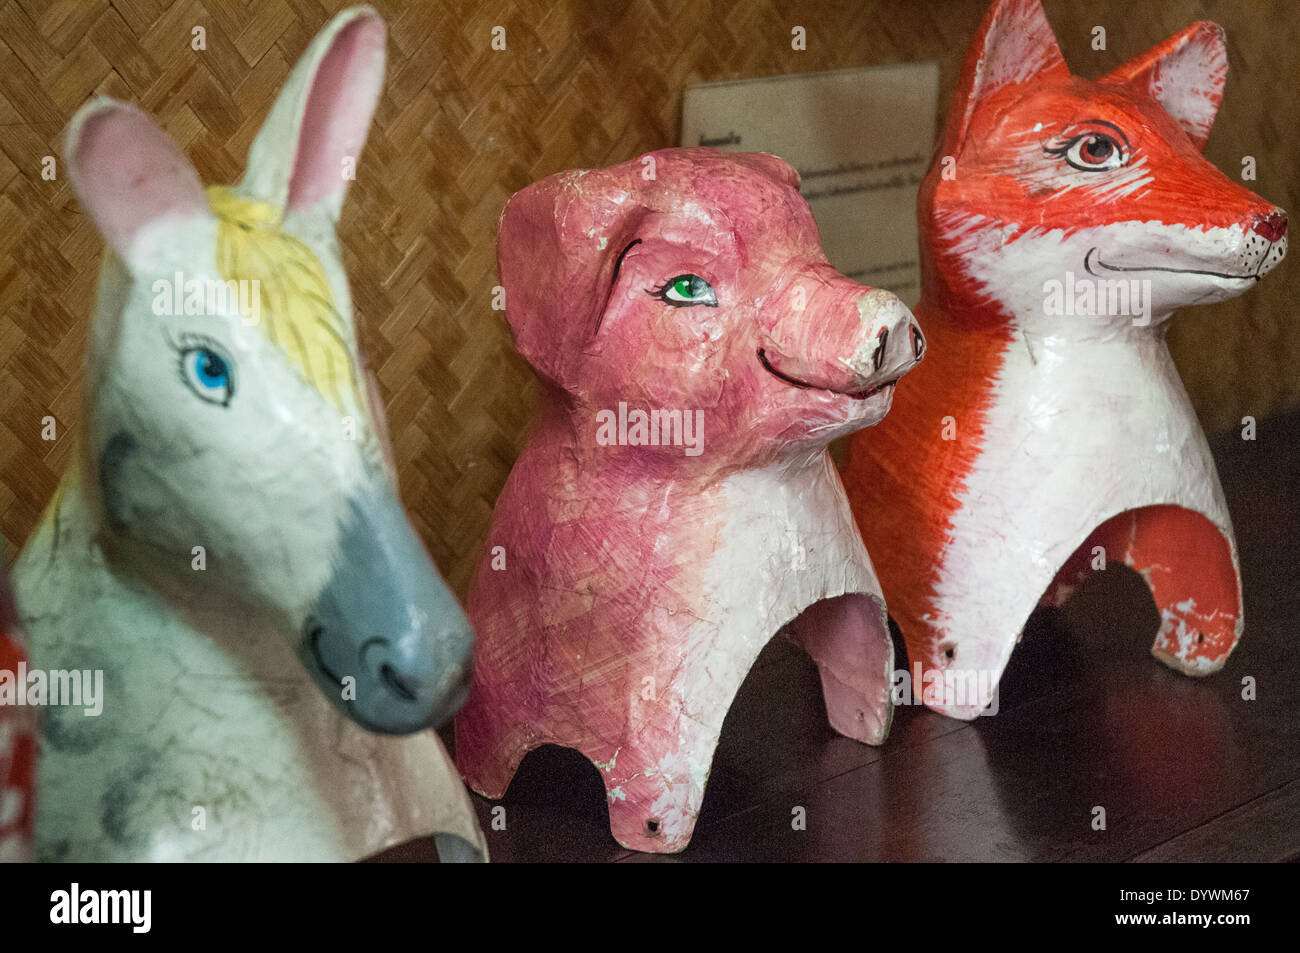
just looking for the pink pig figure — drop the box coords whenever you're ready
[455,148,925,853]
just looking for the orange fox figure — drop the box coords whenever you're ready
[841,0,1287,719]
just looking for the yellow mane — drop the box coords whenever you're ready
[206,186,359,412]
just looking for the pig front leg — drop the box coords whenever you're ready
[454,684,532,801]
[597,739,708,854]
[785,593,894,744]
[455,658,713,854]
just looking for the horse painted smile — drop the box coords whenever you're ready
[299,486,474,735]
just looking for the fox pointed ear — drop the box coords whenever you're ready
[240,6,386,220]
[65,97,209,268]
[1102,22,1227,152]
[942,0,1069,155]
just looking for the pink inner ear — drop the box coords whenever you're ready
[287,16,385,213]
[71,103,207,258]
[1102,23,1227,151]
[945,0,1069,155]
[975,0,1067,95]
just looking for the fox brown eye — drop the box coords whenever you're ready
[1058,132,1127,172]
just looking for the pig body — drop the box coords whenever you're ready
[456,149,923,853]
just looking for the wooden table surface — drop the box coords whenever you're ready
[384,411,1300,863]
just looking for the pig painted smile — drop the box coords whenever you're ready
[752,284,924,424]
[758,317,924,402]
[758,348,901,400]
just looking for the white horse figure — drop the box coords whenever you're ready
[12,6,486,862]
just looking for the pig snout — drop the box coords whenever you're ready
[758,280,924,399]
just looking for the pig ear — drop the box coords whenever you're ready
[1102,22,1227,152]
[65,97,209,268]
[497,169,637,390]
[496,174,585,388]
[241,6,386,221]
[942,0,1069,155]
[741,152,801,190]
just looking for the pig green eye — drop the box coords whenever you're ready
[650,274,717,308]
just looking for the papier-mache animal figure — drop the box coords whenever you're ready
[456,148,926,853]
[841,0,1287,720]
[13,6,486,861]
[0,563,36,862]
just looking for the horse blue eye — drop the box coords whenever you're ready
[180,346,234,405]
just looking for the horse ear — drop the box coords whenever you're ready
[240,6,386,221]
[65,97,208,268]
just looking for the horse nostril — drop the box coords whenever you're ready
[380,663,419,703]
[911,324,925,360]
[873,327,889,372]
[1252,210,1287,243]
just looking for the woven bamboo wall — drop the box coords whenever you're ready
[1,0,1296,595]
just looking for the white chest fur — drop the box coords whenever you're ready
[704,451,884,641]
[930,326,1233,674]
